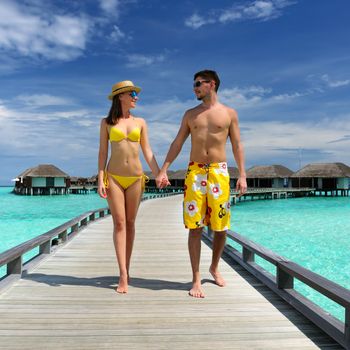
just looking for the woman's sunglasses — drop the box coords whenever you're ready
[193,80,210,88]
[129,91,138,98]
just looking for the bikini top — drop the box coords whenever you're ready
[109,126,141,143]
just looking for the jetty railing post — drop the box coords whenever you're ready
[276,264,294,289]
[242,247,254,263]
[58,229,68,243]
[7,256,22,276]
[39,240,51,255]
[345,307,350,350]
[71,223,79,234]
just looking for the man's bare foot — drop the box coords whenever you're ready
[189,282,205,298]
[116,275,128,293]
[209,267,226,287]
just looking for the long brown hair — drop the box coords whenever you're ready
[105,95,123,125]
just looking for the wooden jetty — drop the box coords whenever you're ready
[230,187,315,204]
[68,185,97,194]
[0,195,347,349]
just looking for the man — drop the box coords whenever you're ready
[156,70,247,298]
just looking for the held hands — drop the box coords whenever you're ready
[156,171,171,189]
[235,177,247,197]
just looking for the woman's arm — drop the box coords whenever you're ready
[98,118,109,198]
[139,118,162,177]
[155,112,190,188]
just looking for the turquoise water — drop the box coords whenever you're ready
[230,196,350,322]
[0,187,108,254]
[1,187,349,322]
[0,187,155,277]
[0,187,156,254]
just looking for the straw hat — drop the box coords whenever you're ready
[108,80,141,100]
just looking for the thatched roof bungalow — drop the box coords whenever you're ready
[246,165,293,188]
[290,162,350,190]
[14,164,70,195]
[168,169,187,188]
[87,175,98,186]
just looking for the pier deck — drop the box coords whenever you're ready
[0,196,342,349]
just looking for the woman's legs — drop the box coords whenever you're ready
[107,175,143,293]
[124,179,143,276]
[106,178,128,293]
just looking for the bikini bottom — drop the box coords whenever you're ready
[104,172,149,190]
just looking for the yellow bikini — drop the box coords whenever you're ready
[109,126,141,143]
[104,126,148,190]
[103,172,149,190]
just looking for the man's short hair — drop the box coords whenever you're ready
[194,70,220,92]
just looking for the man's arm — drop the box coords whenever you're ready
[156,112,190,188]
[228,108,247,196]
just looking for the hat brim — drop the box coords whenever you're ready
[108,86,141,100]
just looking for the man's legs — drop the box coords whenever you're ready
[209,230,227,287]
[188,228,205,298]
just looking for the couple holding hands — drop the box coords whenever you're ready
[98,70,247,297]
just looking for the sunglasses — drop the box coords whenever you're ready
[129,91,138,98]
[193,80,210,88]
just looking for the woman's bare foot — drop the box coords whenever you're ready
[209,267,226,287]
[189,282,205,298]
[116,275,128,293]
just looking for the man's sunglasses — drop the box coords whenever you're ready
[193,80,210,88]
[129,91,138,98]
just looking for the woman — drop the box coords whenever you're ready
[98,80,167,293]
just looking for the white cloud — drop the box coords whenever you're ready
[99,0,120,15]
[243,1,276,20]
[185,13,214,29]
[0,0,90,61]
[240,117,350,167]
[1,89,350,180]
[126,53,165,67]
[110,25,125,41]
[219,85,306,109]
[321,74,350,88]
[185,0,297,29]
[0,100,100,160]
[16,94,73,108]
[219,11,242,23]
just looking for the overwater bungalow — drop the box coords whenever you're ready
[290,162,350,196]
[87,175,98,186]
[13,164,69,195]
[228,166,239,188]
[169,169,187,188]
[246,165,293,188]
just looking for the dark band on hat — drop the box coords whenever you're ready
[113,86,135,93]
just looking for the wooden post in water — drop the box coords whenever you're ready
[277,264,294,289]
[242,247,254,263]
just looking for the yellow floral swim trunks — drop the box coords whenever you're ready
[183,161,231,232]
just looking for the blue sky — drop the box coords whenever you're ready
[0,0,349,185]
